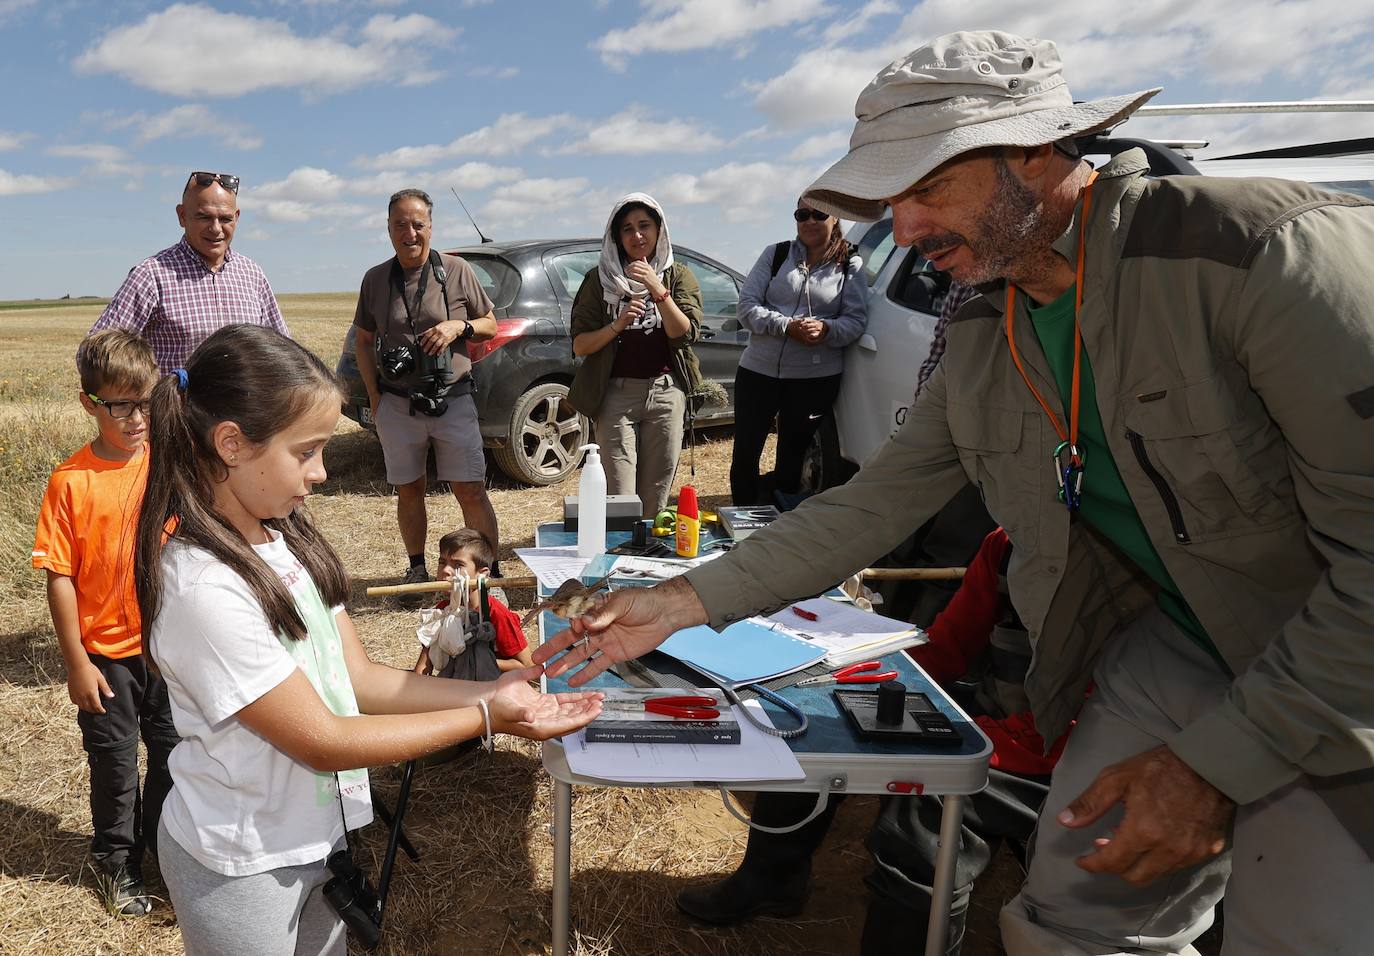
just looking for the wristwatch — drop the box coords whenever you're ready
[457,320,475,340]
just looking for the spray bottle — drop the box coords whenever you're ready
[675,484,700,558]
[576,444,607,560]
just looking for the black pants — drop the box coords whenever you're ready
[729,365,843,506]
[76,653,178,873]
[740,767,1049,955]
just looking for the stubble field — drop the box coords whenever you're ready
[0,293,945,956]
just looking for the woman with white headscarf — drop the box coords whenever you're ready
[568,193,703,516]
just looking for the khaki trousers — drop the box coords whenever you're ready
[594,374,685,517]
[1001,608,1374,956]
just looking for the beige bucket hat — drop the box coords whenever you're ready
[802,31,1161,221]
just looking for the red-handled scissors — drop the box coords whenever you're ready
[795,661,899,687]
[644,695,722,720]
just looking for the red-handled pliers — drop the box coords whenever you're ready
[795,661,899,687]
[644,695,722,720]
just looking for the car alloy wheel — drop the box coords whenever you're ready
[492,380,589,485]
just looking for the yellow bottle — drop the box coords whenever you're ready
[675,485,700,558]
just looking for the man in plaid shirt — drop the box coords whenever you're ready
[90,171,287,373]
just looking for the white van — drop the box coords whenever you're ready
[810,145,1374,490]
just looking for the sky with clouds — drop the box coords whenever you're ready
[1,0,1372,299]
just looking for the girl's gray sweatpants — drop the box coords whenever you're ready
[158,820,347,956]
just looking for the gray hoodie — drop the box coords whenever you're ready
[736,239,868,379]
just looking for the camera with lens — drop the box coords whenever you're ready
[323,848,383,949]
[377,339,453,417]
[378,343,419,380]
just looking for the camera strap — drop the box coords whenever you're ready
[386,250,452,341]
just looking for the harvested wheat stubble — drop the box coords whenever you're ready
[4,295,1041,955]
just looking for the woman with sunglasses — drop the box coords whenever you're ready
[729,201,868,505]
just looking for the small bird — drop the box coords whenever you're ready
[521,575,612,626]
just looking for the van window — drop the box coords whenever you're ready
[1322,180,1374,201]
[855,218,898,286]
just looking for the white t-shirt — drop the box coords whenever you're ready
[152,531,372,876]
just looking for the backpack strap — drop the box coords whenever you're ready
[768,241,790,278]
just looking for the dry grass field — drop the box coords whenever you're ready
[1,294,934,956]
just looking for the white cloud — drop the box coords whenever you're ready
[750,45,894,130]
[359,12,456,45]
[242,163,525,224]
[109,104,263,150]
[74,5,458,98]
[481,176,594,226]
[467,65,520,79]
[0,130,32,152]
[746,0,1374,135]
[431,162,525,191]
[595,0,832,68]
[560,107,725,155]
[0,169,70,196]
[653,161,817,221]
[255,167,349,202]
[47,143,127,163]
[821,0,898,44]
[357,113,582,167]
[789,128,851,161]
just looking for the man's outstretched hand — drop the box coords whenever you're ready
[1059,744,1235,886]
[533,577,708,686]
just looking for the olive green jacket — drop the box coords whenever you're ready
[687,150,1374,848]
[567,263,704,417]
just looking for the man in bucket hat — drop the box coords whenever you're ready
[538,30,1374,954]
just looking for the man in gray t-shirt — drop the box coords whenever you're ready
[353,188,499,585]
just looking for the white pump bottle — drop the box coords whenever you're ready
[576,443,607,559]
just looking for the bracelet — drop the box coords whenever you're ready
[652,288,670,303]
[477,698,494,752]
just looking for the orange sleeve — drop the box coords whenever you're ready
[32,472,79,577]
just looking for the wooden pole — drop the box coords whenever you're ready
[859,566,965,582]
[365,576,537,597]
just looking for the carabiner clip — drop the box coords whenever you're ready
[1053,441,1086,511]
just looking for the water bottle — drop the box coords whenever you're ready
[576,443,607,559]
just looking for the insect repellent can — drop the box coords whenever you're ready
[675,485,700,558]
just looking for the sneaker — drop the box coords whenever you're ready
[403,564,430,586]
[95,861,152,918]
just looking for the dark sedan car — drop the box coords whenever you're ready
[336,239,749,485]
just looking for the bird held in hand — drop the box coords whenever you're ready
[521,575,612,626]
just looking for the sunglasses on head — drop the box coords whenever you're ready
[186,171,240,193]
[87,394,151,420]
[793,208,830,222]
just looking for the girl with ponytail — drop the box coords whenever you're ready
[135,325,601,954]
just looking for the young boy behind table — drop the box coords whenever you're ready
[413,528,535,677]
[31,330,177,917]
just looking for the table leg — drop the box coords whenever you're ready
[552,778,573,956]
[924,793,965,956]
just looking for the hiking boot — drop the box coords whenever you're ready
[96,861,152,918]
[676,865,808,925]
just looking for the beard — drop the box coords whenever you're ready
[914,158,1058,287]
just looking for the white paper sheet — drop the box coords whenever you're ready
[513,546,591,590]
[763,598,927,667]
[563,700,805,783]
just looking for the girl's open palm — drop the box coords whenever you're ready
[488,667,603,740]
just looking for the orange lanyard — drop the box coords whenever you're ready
[1004,170,1098,509]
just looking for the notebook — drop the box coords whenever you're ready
[659,618,827,687]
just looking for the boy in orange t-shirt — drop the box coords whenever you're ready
[32,330,173,918]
